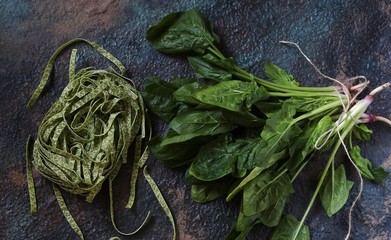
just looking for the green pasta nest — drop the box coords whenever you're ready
[25,39,177,240]
[32,66,143,202]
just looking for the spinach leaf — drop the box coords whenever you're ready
[258,197,287,227]
[265,63,299,87]
[236,208,260,232]
[222,110,265,128]
[243,146,287,173]
[284,97,336,114]
[173,82,206,105]
[142,77,179,122]
[270,214,310,240]
[189,134,265,181]
[230,198,287,239]
[184,168,206,185]
[370,168,389,184]
[305,115,334,151]
[349,145,389,183]
[193,80,269,112]
[349,146,374,180]
[142,77,194,122]
[189,134,285,183]
[188,54,234,82]
[228,195,287,238]
[242,172,294,216]
[226,167,264,202]
[320,164,354,217]
[191,177,234,203]
[169,109,236,136]
[237,195,287,230]
[149,130,214,167]
[286,125,314,171]
[226,144,286,201]
[226,220,256,240]
[260,101,302,161]
[352,124,373,141]
[146,9,219,54]
[287,115,334,170]
[255,102,282,120]
[201,53,235,70]
[169,77,197,89]
[227,148,287,202]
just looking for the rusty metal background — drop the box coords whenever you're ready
[1,0,390,239]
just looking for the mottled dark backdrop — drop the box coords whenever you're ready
[1,0,390,239]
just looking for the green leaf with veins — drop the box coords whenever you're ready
[236,204,260,232]
[146,9,219,54]
[169,77,198,88]
[254,101,282,118]
[270,214,310,240]
[233,197,287,238]
[258,196,287,227]
[202,53,235,69]
[306,115,334,150]
[144,9,389,240]
[265,63,299,87]
[320,164,354,217]
[288,115,334,170]
[260,101,302,159]
[349,146,389,183]
[350,146,374,180]
[173,82,207,105]
[149,130,215,168]
[142,77,195,122]
[190,177,234,203]
[142,77,180,122]
[226,219,256,240]
[193,80,269,112]
[222,110,265,127]
[169,109,236,136]
[352,124,373,142]
[189,134,267,181]
[284,97,336,114]
[188,55,234,82]
[243,172,294,216]
[244,145,287,172]
[370,168,389,184]
[226,148,287,202]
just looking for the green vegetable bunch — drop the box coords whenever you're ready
[142,9,390,239]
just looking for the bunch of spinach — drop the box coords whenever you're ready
[142,9,390,239]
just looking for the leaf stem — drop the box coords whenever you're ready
[232,65,337,93]
[207,44,226,60]
[290,160,309,182]
[292,140,341,239]
[292,100,347,124]
[269,91,341,98]
[261,100,345,165]
[293,111,360,239]
[207,45,341,95]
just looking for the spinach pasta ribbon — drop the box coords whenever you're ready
[26,38,175,239]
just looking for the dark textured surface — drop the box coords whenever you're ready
[1,0,390,239]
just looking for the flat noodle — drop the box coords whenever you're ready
[26,38,175,239]
[143,166,177,240]
[53,184,85,240]
[26,135,37,213]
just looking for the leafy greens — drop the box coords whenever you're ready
[143,8,390,240]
